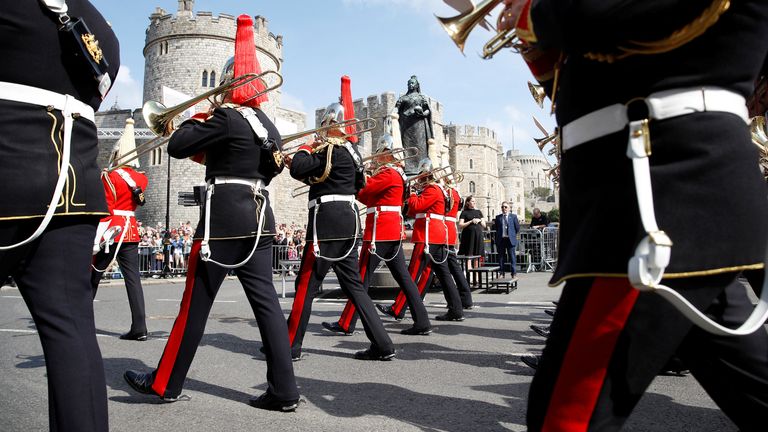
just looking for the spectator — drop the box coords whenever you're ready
[530,208,550,230]
[494,201,520,277]
[457,195,486,269]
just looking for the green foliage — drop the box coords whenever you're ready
[532,187,552,199]
[525,208,532,221]
[547,208,559,222]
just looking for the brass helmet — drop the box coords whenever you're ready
[319,102,346,136]
[220,56,235,85]
[375,133,394,154]
[416,157,433,174]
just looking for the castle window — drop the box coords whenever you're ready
[209,71,216,87]
[469,181,476,193]
[531,180,534,189]
[469,159,473,169]
[150,147,163,166]
[164,41,169,54]
[201,71,208,87]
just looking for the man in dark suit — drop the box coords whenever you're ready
[494,201,519,277]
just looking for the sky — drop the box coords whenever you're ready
[91,0,557,159]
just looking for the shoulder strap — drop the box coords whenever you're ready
[115,168,137,189]
[342,141,363,168]
[234,106,268,142]
[39,0,68,14]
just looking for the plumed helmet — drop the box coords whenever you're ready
[320,102,345,127]
[375,134,394,154]
[417,158,433,174]
[110,118,139,168]
[220,56,235,85]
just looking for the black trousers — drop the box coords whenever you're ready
[149,237,298,402]
[0,217,108,432]
[91,242,147,333]
[287,240,394,356]
[527,274,768,432]
[337,240,430,332]
[392,243,463,318]
[447,246,473,308]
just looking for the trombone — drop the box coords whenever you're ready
[406,165,452,194]
[533,116,558,150]
[290,146,418,198]
[109,71,282,170]
[281,118,377,156]
[436,0,518,59]
[143,71,282,136]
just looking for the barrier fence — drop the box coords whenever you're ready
[100,229,557,280]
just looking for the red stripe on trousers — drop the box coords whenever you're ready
[393,243,428,316]
[542,277,639,432]
[338,241,370,330]
[152,240,202,396]
[287,242,317,345]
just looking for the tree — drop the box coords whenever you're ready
[547,208,559,222]
[532,187,551,199]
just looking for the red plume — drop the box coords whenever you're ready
[232,14,267,107]
[340,75,357,143]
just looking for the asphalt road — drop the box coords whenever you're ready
[0,272,737,431]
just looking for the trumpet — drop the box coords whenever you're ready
[436,0,518,59]
[143,71,282,136]
[528,81,546,109]
[533,116,559,150]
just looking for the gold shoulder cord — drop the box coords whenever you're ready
[309,137,346,184]
[585,0,731,63]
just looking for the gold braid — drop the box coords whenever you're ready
[585,0,731,63]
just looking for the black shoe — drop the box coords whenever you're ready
[400,326,432,335]
[248,392,299,412]
[120,331,148,341]
[435,312,465,322]
[124,370,187,402]
[659,356,690,376]
[521,354,540,370]
[530,325,550,338]
[376,303,403,321]
[544,309,555,317]
[354,347,395,361]
[321,321,354,336]
[463,304,474,310]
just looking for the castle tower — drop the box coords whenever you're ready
[137,2,287,227]
[499,150,526,218]
[444,124,504,220]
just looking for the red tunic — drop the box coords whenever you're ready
[357,165,406,242]
[407,183,447,244]
[100,167,148,243]
[445,187,461,246]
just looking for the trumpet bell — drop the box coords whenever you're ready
[142,100,172,136]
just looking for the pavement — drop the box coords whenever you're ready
[0,271,738,431]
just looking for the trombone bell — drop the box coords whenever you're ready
[528,81,546,109]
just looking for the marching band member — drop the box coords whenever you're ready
[0,1,118,430]
[443,170,474,309]
[91,118,149,341]
[500,1,768,430]
[323,135,432,336]
[286,77,395,361]
[123,15,299,412]
[378,159,465,322]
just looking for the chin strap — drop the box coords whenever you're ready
[626,118,768,336]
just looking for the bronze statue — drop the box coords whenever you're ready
[395,76,434,174]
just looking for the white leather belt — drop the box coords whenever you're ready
[562,87,748,152]
[308,194,355,209]
[415,213,445,220]
[445,216,457,222]
[0,81,94,122]
[113,210,135,217]
[366,206,401,214]
[213,177,265,189]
